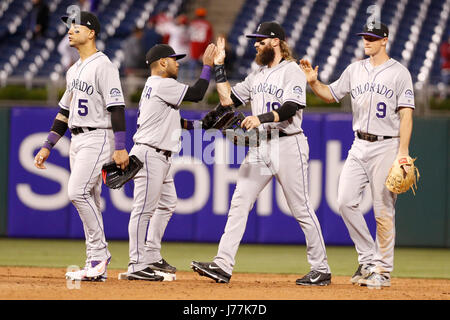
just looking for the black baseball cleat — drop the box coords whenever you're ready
[296,270,331,286]
[148,258,177,274]
[127,267,164,281]
[191,261,231,283]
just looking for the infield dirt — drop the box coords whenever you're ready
[1,267,449,300]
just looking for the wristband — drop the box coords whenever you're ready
[257,112,275,124]
[214,64,227,83]
[200,65,212,81]
[43,131,60,150]
[185,120,194,130]
[114,131,126,150]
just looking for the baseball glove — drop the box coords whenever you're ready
[202,105,260,147]
[385,156,420,195]
[220,112,260,147]
[201,104,234,130]
[102,155,143,189]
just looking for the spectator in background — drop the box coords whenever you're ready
[154,12,171,44]
[29,0,49,39]
[188,7,213,79]
[122,26,147,76]
[440,34,450,98]
[78,0,95,12]
[143,17,163,53]
[167,14,190,81]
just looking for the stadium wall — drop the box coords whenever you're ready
[0,108,9,236]
[3,107,449,247]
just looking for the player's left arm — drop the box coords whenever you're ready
[183,43,217,102]
[241,102,302,130]
[180,118,202,130]
[242,64,306,130]
[395,69,415,161]
[397,107,413,159]
[108,105,129,170]
[99,62,129,169]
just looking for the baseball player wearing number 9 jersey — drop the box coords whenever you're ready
[34,11,129,281]
[300,22,415,288]
[191,21,331,286]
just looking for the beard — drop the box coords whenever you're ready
[255,45,275,66]
[167,68,178,80]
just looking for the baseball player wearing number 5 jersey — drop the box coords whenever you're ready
[34,11,129,281]
[191,21,331,286]
[300,22,415,288]
[124,43,217,281]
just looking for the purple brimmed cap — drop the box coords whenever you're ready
[246,21,285,41]
[356,21,389,39]
[145,44,186,65]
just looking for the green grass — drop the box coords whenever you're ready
[0,238,448,279]
[0,85,47,100]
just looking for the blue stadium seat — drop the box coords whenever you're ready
[0,0,446,85]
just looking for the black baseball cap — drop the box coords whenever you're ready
[356,22,389,39]
[61,11,101,35]
[145,44,186,65]
[246,21,286,41]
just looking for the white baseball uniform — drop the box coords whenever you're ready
[329,57,415,275]
[128,76,188,273]
[59,51,125,265]
[213,60,330,275]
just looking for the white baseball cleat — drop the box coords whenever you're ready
[66,268,107,282]
[85,257,111,279]
[358,272,391,288]
[65,268,88,281]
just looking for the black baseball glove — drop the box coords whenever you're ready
[201,104,235,130]
[102,155,143,189]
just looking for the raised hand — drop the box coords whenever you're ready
[299,59,319,84]
[202,43,217,67]
[214,36,226,65]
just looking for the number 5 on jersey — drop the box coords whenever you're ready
[78,99,88,116]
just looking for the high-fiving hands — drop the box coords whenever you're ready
[299,59,319,84]
[214,36,226,65]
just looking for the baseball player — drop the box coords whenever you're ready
[125,43,217,281]
[191,21,331,286]
[299,22,415,288]
[34,11,129,281]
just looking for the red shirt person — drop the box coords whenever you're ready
[440,35,450,97]
[189,8,213,63]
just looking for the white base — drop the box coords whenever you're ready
[118,271,176,281]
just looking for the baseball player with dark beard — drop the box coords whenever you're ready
[191,21,331,286]
[300,22,415,288]
[125,43,217,281]
[34,11,129,281]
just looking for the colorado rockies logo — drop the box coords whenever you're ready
[404,89,414,98]
[293,86,303,96]
[110,88,121,97]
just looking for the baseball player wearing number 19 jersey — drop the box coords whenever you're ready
[300,22,415,288]
[191,22,331,286]
[34,11,129,282]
